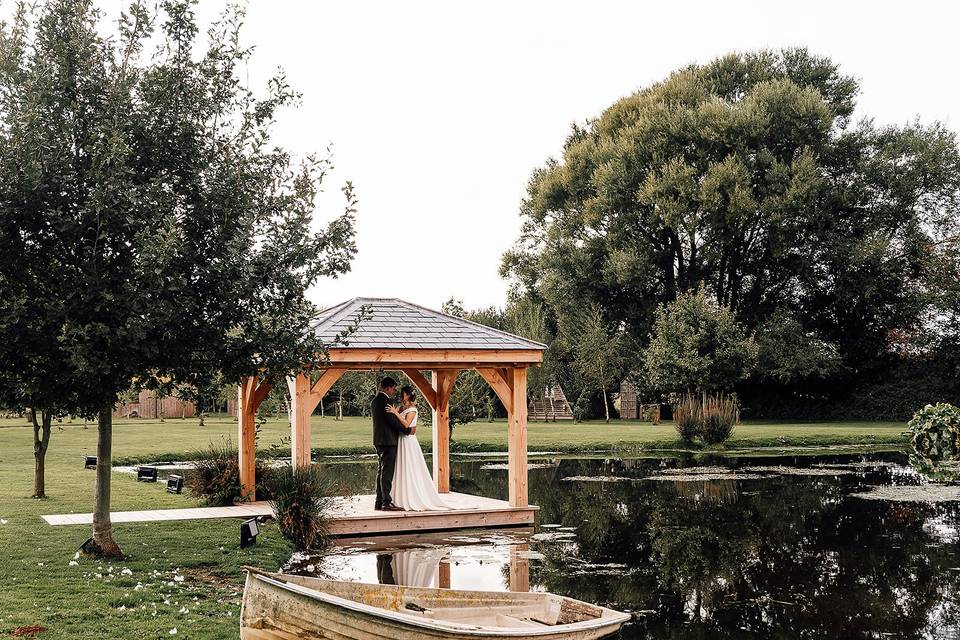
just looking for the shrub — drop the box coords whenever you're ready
[644,288,758,394]
[673,393,701,443]
[268,464,336,551]
[908,403,960,462]
[701,393,738,445]
[187,439,272,506]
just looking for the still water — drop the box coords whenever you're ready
[287,452,960,639]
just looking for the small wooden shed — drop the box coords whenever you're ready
[236,298,545,527]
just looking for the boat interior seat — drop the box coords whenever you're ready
[494,614,548,628]
[410,603,559,627]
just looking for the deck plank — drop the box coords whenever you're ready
[40,492,537,535]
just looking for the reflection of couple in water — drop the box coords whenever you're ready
[376,548,448,588]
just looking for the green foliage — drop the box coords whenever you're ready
[503,298,555,401]
[449,370,492,428]
[0,1,355,534]
[187,439,273,506]
[502,47,960,414]
[441,298,467,318]
[267,464,336,551]
[443,301,501,428]
[644,289,757,393]
[0,0,357,415]
[755,309,842,384]
[563,304,628,422]
[572,395,589,423]
[908,403,960,462]
[673,393,700,443]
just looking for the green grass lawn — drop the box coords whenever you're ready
[0,413,910,463]
[0,414,907,638]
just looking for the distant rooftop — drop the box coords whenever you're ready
[310,298,546,351]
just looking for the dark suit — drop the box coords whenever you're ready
[372,391,412,508]
[377,553,397,585]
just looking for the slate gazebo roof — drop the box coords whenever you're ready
[238,296,543,511]
[310,297,546,354]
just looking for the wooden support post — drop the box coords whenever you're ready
[238,376,271,502]
[288,374,312,469]
[288,369,345,470]
[438,560,451,589]
[400,369,437,410]
[509,543,531,592]
[477,367,514,414]
[431,369,457,494]
[507,367,528,507]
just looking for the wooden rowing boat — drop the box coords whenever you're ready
[241,567,631,640]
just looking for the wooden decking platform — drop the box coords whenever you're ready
[41,492,537,536]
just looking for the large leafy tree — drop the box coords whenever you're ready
[503,48,960,403]
[0,1,356,557]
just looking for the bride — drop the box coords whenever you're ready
[386,386,454,511]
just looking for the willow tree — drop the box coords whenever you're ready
[0,1,356,557]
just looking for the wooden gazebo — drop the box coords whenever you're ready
[236,298,545,532]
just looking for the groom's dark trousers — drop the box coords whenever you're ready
[372,392,411,509]
[374,446,398,510]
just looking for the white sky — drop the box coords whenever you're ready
[117,1,960,310]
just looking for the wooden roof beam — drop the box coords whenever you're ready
[400,369,438,410]
[327,348,543,365]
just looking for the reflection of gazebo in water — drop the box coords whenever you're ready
[323,530,533,593]
[237,298,545,535]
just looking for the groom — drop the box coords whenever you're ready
[372,377,412,511]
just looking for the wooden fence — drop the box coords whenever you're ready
[114,390,196,419]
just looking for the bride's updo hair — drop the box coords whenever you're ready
[400,385,417,404]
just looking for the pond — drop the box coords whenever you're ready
[283,452,960,639]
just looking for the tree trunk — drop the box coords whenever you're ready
[600,360,611,423]
[84,409,124,559]
[32,410,52,498]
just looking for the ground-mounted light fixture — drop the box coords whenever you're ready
[166,474,184,494]
[83,455,97,469]
[137,466,158,482]
[240,517,260,549]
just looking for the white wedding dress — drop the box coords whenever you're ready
[392,408,454,511]
[390,548,448,587]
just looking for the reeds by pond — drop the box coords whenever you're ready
[672,392,739,445]
[673,393,701,443]
[701,393,738,444]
